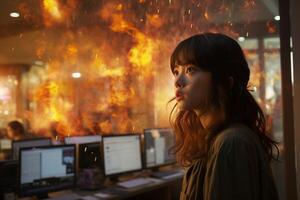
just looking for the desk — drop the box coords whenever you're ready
[76,175,183,200]
[27,174,183,200]
[15,170,184,200]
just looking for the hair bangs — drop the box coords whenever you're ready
[170,36,212,73]
[170,39,201,72]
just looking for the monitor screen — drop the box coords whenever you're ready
[103,135,142,176]
[78,142,101,169]
[64,135,102,145]
[0,139,12,150]
[12,138,51,160]
[144,128,176,168]
[19,145,75,197]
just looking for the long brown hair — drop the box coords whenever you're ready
[169,33,279,167]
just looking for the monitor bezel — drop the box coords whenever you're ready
[64,135,102,145]
[143,128,177,169]
[102,133,143,177]
[18,144,77,198]
[12,137,52,159]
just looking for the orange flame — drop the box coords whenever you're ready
[100,2,157,76]
[14,0,278,138]
[43,0,62,20]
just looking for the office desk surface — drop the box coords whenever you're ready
[39,174,183,200]
[78,175,182,200]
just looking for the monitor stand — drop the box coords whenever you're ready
[151,164,176,172]
[109,175,120,183]
[108,173,135,183]
[151,166,160,172]
[149,165,183,179]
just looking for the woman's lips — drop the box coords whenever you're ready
[176,91,184,101]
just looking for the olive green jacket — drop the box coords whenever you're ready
[180,123,279,200]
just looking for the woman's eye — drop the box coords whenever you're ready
[173,70,179,76]
[186,67,196,74]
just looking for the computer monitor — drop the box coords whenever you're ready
[0,139,12,150]
[12,138,51,160]
[144,128,176,168]
[0,160,18,193]
[102,134,142,176]
[64,135,102,145]
[78,142,101,169]
[19,145,76,198]
[64,135,102,170]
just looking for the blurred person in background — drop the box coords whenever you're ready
[6,120,26,141]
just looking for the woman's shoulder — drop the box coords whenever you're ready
[210,123,260,154]
[216,123,256,141]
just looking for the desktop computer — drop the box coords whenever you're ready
[0,160,18,198]
[64,135,102,169]
[102,134,153,188]
[19,145,76,198]
[65,135,104,189]
[144,128,182,179]
[144,128,176,168]
[102,134,142,176]
[77,142,104,190]
[12,138,52,160]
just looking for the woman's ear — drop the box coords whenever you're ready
[229,76,234,89]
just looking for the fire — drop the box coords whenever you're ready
[66,45,78,57]
[146,14,163,28]
[43,0,62,20]
[128,33,155,74]
[204,9,210,20]
[5,0,279,138]
[32,80,74,137]
[100,2,157,75]
[41,0,77,27]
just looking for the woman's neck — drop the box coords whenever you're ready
[194,108,224,132]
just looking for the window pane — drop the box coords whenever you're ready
[0,1,286,199]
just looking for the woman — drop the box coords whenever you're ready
[169,33,279,200]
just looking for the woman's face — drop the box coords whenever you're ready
[173,64,212,111]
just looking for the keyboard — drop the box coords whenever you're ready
[151,170,184,179]
[116,177,153,189]
[48,193,83,200]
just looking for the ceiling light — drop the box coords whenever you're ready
[72,72,81,78]
[238,37,245,42]
[274,15,280,21]
[10,12,20,18]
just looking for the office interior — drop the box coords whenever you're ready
[1,0,300,200]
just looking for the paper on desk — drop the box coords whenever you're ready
[146,177,163,183]
[81,196,99,200]
[94,192,116,199]
[47,193,82,200]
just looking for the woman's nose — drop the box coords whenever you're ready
[175,73,186,88]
